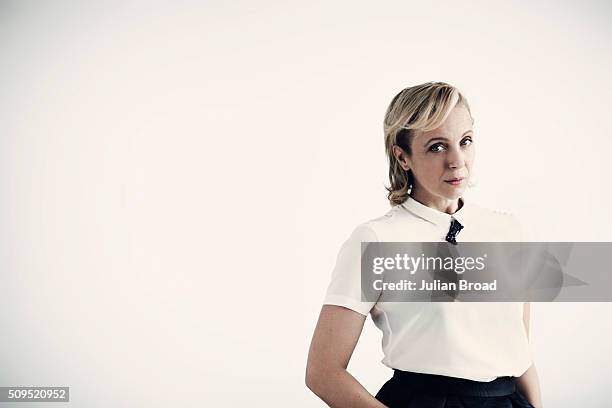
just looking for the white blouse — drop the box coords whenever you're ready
[322,196,533,382]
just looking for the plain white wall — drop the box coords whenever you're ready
[1,0,612,406]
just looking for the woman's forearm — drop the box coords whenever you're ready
[306,367,387,408]
[517,363,543,408]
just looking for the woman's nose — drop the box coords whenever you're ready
[447,148,464,169]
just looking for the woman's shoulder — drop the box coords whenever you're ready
[465,201,523,241]
[351,204,419,241]
[468,201,521,223]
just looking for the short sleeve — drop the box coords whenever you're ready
[322,223,380,316]
[511,213,534,242]
[506,213,524,242]
[490,210,524,242]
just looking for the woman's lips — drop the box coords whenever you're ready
[444,177,464,186]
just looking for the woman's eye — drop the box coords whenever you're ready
[461,137,473,146]
[429,143,446,153]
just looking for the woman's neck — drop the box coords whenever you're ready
[410,189,462,215]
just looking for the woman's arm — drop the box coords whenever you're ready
[516,302,544,408]
[306,305,387,408]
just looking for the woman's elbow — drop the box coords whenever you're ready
[305,361,330,395]
[305,362,321,392]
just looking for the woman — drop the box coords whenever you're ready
[305,82,543,407]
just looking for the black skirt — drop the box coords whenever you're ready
[375,370,535,408]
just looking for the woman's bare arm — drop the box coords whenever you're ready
[306,305,387,408]
[517,302,543,408]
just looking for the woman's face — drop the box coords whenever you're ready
[397,105,475,210]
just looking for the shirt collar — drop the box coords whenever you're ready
[400,196,472,227]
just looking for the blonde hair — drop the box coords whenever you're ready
[383,82,472,206]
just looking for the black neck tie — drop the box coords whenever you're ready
[445,218,463,245]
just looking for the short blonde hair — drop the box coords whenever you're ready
[383,82,472,206]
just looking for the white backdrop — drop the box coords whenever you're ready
[1,1,612,407]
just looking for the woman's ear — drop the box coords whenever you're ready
[392,145,411,172]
